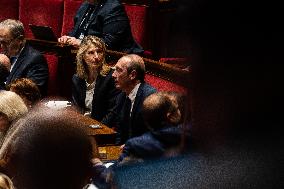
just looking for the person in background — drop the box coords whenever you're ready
[0,54,10,90]
[58,0,143,55]
[0,90,28,146]
[112,54,156,144]
[0,108,95,189]
[0,19,49,96]
[72,35,120,127]
[7,78,41,109]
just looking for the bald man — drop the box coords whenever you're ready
[112,54,156,144]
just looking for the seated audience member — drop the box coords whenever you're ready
[112,54,156,144]
[0,19,49,96]
[118,91,185,162]
[7,78,41,109]
[0,108,95,189]
[0,54,10,90]
[0,91,28,145]
[58,0,143,54]
[72,36,120,126]
[0,173,15,189]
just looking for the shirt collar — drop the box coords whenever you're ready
[128,83,141,103]
[10,46,24,65]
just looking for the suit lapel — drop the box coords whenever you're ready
[131,83,144,120]
[74,3,90,32]
[7,45,28,83]
[90,0,104,23]
[77,77,87,108]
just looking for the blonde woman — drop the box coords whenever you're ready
[72,36,120,127]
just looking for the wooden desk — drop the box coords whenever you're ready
[98,145,122,162]
[39,101,117,145]
[67,110,117,145]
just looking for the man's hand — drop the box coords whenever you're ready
[58,36,81,47]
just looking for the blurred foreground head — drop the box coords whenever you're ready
[0,173,14,189]
[0,108,94,189]
[0,90,28,135]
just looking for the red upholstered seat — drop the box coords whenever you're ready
[61,0,83,36]
[145,74,187,94]
[123,4,153,57]
[44,55,59,96]
[19,0,64,96]
[0,0,19,21]
[19,0,64,38]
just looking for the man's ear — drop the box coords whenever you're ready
[167,110,181,124]
[129,70,137,80]
[167,112,175,123]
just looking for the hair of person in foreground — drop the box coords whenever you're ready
[0,107,95,189]
[7,78,41,109]
[0,173,15,189]
[0,90,28,146]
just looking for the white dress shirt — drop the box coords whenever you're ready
[84,79,96,116]
[128,83,141,116]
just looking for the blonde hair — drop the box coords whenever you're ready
[0,173,15,189]
[0,90,28,123]
[76,36,111,79]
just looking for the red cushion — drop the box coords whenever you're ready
[145,74,187,94]
[0,0,19,21]
[44,55,59,96]
[19,0,64,39]
[61,0,83,36]
[124,4,152,53]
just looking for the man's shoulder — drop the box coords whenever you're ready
[126,132,157,149]
[139,82,156,96]
[24,44,42,56]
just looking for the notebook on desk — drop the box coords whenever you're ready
[29,24,58,42]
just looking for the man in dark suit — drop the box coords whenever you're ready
[112,54,156,144]
[58,0,143,55]
[0,19,49,96]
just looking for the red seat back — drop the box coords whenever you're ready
[19,0,64,38]
[0,0,19,21]
[124,4,153,56]
[145,74,188,94]
[61,0,83,36]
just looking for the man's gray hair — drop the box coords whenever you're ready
[0,19,25,39]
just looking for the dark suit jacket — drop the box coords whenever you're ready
[70,0,143,54]
[6,44,49,96]
[0,63,9,90]
[115,82,156,144]
[119,126,183,162]
[72,70,120,127]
